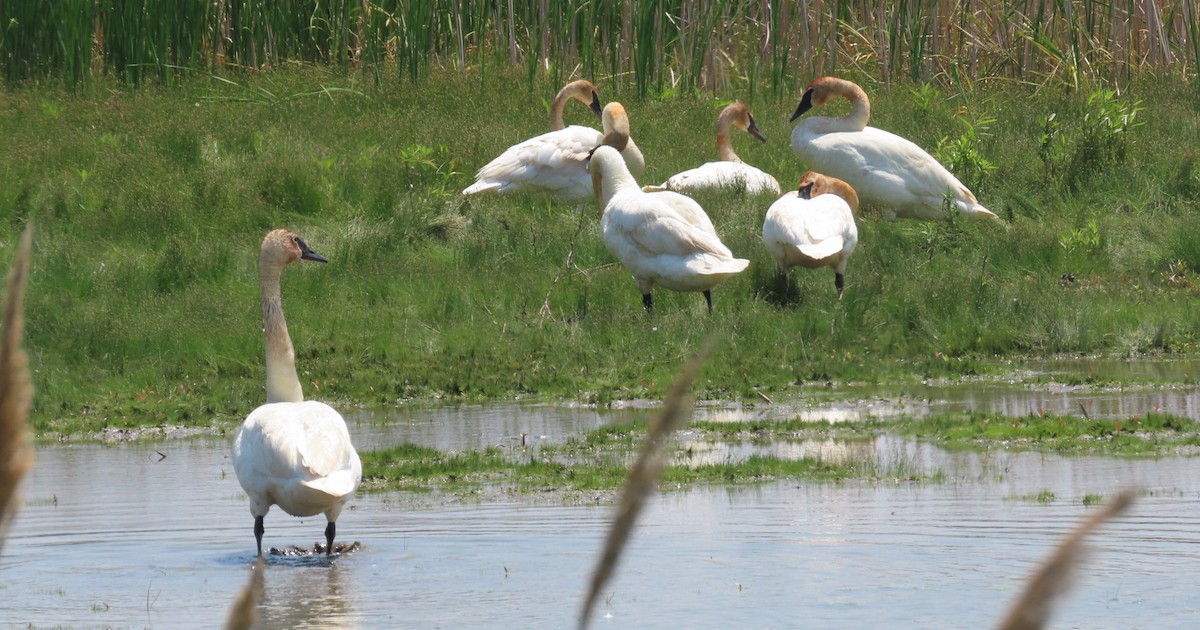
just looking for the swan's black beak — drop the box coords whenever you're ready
[297,238,328,263]
[789,89,814,122]
[797,182,815,200]
[747,113,767,142]
[590,92,603,118]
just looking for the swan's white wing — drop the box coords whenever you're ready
[763,193,856,263]
[792,123,989,218]
[234,400,361,516]
[661,162,782,195]
[604,193,732,259]
[464,125,603,196]
[646,190,716,235]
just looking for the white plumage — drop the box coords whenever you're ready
[789,77,996,220]
[232,229,362,557]
[645,102,781,196]
[463,102,645,199]
[762,172,860,298]
[590,145,748,312]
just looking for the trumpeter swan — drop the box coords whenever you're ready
[644,102,781,196]
[463,102,645,199]
[590,145,748,312]
[789,77,996,220]
[762,172,860,298]
[232,229,362,557]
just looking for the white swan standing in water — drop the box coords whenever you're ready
[762,172,860,298]
[590,145,748,312]
[644,102,781,196]
[463,102,645,199]
[232,229,362,557]
[789,77,996,220]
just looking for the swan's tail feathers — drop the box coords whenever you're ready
[641,183,669,192]
[967,204,999,220]
[462,180,504,195]
[302,470,359,500]
[695,257,750,276]
[0,225,34,545]
[798,237,845,261]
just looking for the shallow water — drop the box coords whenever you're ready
[5,402,1200,629]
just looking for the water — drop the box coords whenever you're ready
[4,398,1200,629]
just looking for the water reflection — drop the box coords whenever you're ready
[258,561,359,629]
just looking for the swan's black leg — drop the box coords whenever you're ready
[325,521,336,556]
[254,515,265,558]
[835,273,845,299]
[703,290,713,313]
[642,293,653,311]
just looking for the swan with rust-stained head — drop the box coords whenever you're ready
[762,172,860,298]
[463,102,645,199]
[232,229,362,557]
[644,102,781,196]
[789,77,996,220]
[548,79,603,131]
[590,145,748,312]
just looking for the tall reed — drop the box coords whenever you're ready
[1,3,1196,93]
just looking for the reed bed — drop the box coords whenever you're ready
[1,2,1195,91]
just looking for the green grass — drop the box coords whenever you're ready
[2,65,1199,436]
[896,412,1200,455]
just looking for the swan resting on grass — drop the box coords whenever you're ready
[789,76,996,220]
[590,145,749,313]
[463,102,645,199]
[232,229,362,557]
[644,102,781,196]
[762,172,860,298]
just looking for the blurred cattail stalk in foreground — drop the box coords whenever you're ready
[0,226,34,552]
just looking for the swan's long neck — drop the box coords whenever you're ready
[594,160,639,211]
[834,79,870,131]
[259,260,304,404]
[715,113,741,163]
[549,90,571,131]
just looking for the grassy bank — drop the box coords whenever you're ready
[2,65,1199,435]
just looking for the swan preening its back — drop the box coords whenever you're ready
[762,172,860,298]
[789,76,996,220]
[463,99,645,199]
[590,145,749,312]
[644,102,781,196]
[232,229,362,557]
